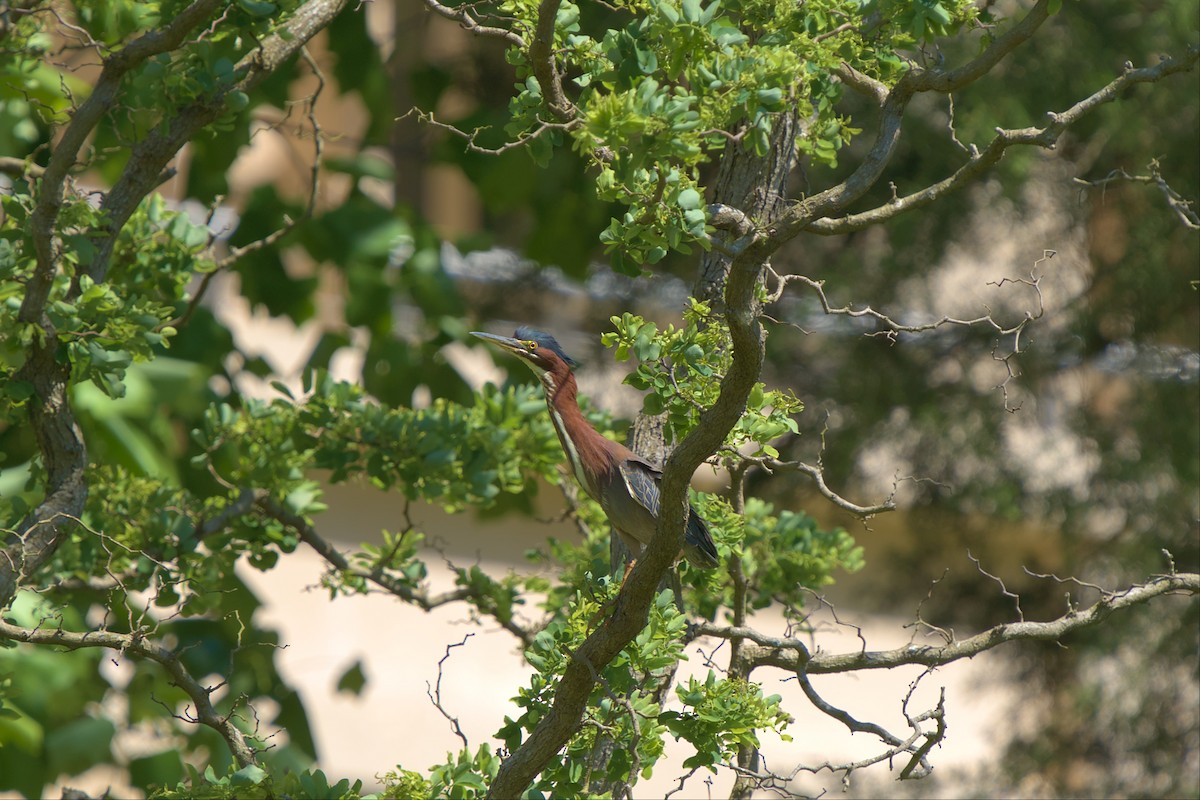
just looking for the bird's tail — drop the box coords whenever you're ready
[683,508,720,569]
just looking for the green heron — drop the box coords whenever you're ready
[472,327,720,571]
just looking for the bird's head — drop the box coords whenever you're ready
[471,327,578,388]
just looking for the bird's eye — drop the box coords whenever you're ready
[524,340,538,352]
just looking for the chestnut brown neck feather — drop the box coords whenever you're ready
[543,369,616,498]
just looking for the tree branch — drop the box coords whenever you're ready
[908,0,1052,93]
[487,124,779,800]
[692,573,1198,674]
[529,0,575,121]
[418,0,525,47]
[0,156,44,179]
[809,46,1200,235]
[4,0,228,607]
[764,0,1056,245]
[0,617,259,767]
[1074,163,1200,231]
[254,495,536,648]
[21,0,224,324]
[88,0,352,283]
[2,0,352,611]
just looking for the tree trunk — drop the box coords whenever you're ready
[586,110,800,798]
[695,110,799,310]
[697,110,799,800]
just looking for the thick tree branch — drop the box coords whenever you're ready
[487,129,781,800]
[0,617,259,767]
[88,0,352,283]
[810,46,1200,235]
[692,573,1198,674]
[529,0,575,121]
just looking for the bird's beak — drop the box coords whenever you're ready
[470,331,532,360]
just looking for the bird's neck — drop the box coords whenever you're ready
[545,372,615,498]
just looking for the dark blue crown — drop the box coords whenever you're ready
[514,327,578,369]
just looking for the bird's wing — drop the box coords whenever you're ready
[617,458,720,569]
[617,457,662,516]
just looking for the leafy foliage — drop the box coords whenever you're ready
[499,0,974,267]
[150,763,369,800]
[603,301,804,457]
[0,0,1194,797]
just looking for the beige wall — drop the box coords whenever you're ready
[242,478,1013,798]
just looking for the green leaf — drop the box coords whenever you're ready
[230,764,269,786]
[677,188,703,210]
[237,0,277,17]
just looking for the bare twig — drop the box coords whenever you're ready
[1074,162,1200,230]
[906,569,955,646]
[427,634,474,749]
[418,0,525,47]
[412,108,578,155]
[968,550,1024,622]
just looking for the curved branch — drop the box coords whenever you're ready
[767,0,1056,245]
[694,573,1198,674]
[254,496,536,648]
[810,46,1200,235]
[88,0,352,283]
[487,120,775,800]
[908,0,1052,93]
[0,618,258,767]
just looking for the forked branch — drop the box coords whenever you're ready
[694,572,1198,675]
[0,617,259,767]
[809,46,1200,236]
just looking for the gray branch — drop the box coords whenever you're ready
[692,573,1198,674]
[809,46,1200,235]
[0,618,259,767]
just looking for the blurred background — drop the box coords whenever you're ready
[1,0,1197,797]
